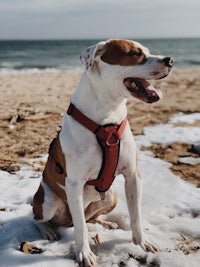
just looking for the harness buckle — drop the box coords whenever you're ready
[106,139,119,146]
[99,192,106,201]
[67,103,74,115]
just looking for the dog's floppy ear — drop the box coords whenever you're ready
[80,41,107,71]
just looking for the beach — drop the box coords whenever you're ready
[1,4,200,264]
[0,67,200,266]
[0,67,200,184]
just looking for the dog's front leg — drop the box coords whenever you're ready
[124,169,158,253]
[66,178,97,266]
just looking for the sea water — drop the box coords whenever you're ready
[0,38,199,74]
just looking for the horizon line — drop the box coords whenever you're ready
[0,36,200,41]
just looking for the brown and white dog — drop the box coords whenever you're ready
[32,39,173,266]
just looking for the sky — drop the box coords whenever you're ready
[0,0,200,40]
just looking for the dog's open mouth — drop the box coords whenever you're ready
[123,78,163,103]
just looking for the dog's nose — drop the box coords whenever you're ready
[163,57,173,67]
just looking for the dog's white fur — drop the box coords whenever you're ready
[33,39,173,266]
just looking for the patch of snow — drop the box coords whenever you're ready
[136,125,200,147]
[169,113,200,124]
[178,157,200,165]
[0,120,200,266]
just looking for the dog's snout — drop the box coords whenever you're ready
[163,57,173,67]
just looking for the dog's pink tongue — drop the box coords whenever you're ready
[146,84,163,99]
[136,78,162,99]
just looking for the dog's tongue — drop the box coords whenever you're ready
[132,78,163,102]
[124,78,163,103]
[145,84,163,99]
[135,78,162,97]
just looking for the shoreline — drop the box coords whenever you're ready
[0,65,200,76]
[0,67,200,184]
[0,67,83,76]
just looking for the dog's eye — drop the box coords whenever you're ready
[129,51,142,57]
[136,52,142,57]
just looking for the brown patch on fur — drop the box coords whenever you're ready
[33,133,67,221]
[33,184,44,220]
[103,189,118,214]
[85,189,117,223]
[101,39,146,66]
[43,133,67,201]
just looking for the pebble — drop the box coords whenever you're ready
[191,143,200,155]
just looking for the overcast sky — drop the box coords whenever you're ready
[0,0,200,40]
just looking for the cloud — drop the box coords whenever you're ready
[0,0,147,15]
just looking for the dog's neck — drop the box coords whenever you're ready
[71,72,127,125]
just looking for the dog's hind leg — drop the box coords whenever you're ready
[85,188,118,229]
[32,182,61,240]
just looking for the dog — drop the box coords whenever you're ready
[32,39,173,266]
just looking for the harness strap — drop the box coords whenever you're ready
[67,103,127,192]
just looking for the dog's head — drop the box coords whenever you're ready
[80,39,173,103]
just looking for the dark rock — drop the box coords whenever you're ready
[190,143,200,155]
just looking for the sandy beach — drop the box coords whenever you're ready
[0,68,200,184]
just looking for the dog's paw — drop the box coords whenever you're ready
[34,222,60,241]
[76,246,97,267]
[99,220,119,229]
[89,218,119,229]
[140,240,159,253]
[43,228,60,241]
[132,235,159,253]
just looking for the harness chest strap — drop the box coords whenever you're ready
[67,103,127,193]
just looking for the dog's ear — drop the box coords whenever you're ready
[80,41,107,71]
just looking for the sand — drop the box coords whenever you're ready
[0,68,200,184]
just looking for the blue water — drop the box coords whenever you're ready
[0,38,199,74]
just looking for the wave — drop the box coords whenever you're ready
[0,67,59,75]
[0,66,82,75]
[0,61,66,70]
[1,61,24,68]
[0,58,83,75]
[171,59,200,68]
[184,60,200,66]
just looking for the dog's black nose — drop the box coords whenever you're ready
[163,57,173,67]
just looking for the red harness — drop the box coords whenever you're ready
[67,103,127,193]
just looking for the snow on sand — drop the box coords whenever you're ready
[0,113,200,267]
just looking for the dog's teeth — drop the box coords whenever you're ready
[131,82,136,88]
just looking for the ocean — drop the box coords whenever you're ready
[0,38,200,74]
